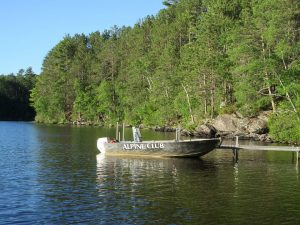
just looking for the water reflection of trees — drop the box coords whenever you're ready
[96,154,218,224]
[33,124,300,224]
[34,125,102,224]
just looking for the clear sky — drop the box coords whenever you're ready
[0,0,165,75]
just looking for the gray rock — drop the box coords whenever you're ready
[258,134,273,142]
[212,114,238,133]
[248,118,268,134]
[208,111,270,141]
[194,124,217,138]
[181,129,193,136]
[235,117,250,133]
[235,111,244,118]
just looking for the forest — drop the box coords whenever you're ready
[0,68,36,121]
[28,0,300,142]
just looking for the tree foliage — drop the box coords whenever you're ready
[0,68,37,121]
[30,0,300,142]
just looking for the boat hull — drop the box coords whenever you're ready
[97,138,221,157]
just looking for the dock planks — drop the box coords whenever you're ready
[218,144,300,152]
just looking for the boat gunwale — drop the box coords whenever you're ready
[114,138,221,144]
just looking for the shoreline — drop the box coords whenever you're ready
[12,118,300,145]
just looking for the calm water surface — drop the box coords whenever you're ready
[0,122,300,224]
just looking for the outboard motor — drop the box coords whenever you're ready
[97,137,108,153]
[132,127,142,142]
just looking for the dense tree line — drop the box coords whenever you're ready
[0,68,36,121]
[31,0,300,142]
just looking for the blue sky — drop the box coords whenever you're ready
[0,0,165,75]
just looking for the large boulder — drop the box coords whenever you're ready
[212,114,238,134]
[194,124,217,138]
[210,112,270,139]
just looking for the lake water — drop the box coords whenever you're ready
[0,122,300,224]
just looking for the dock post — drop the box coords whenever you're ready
[295,147,299,167]
[116,122,119,140]
[122,122,125,141]
[235,136,239,148]
[175,128,180,142]
[233,136,239,163]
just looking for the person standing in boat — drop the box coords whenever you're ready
[132,126,142,142]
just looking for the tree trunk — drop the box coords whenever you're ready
[210,89,214,119]
[145,76,152,91]
[267,77,276,113]
[224,81,227,105]
[203,73,208,115]
[182,84,195,124]
[262,37,276,113]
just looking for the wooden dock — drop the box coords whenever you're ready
[217,136,300,162]
[218,144,300,152]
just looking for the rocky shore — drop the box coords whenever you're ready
[155,111,272,142]
[73,111,272,142]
